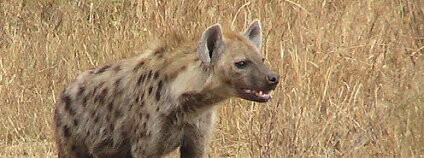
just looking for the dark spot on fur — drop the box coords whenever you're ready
[101,88,108,97]
[188,106,196,113]
[224,79,231,85]
[155,80,163,102]
[147,70,153,79]
[148,86,153,95]
[114,110,122,118]
[63,125,71,137]
[135,95,140,103]
[73,119,79,126]
[92,82,105,96]
[182,104,190,113]
[94,116,99,123]
[140,100,144,108]
[153,71,159,79]
[133,127,138,133]
[140,131,146,138]
[193,58,199,62]
[71,145,77,151]
[87,90,94,98]
[96,65,111,74]
[145,113,150,120]
[167,74,177,81]
[142,122,147,129]
[109,124,114,131]
[62,93,75,116]
[107,102,113,112]
[113,65,121,72]
[105,113,110,121]
[92,88,98,96]
[163,75,169,82]
[140,92,145,99]
[91,110,96,117]
[98,81,105,87]
[95,88,108,104]
[156,107,160,111]
[114,89,123,99]
[128,104,133,111]
[121,131,128,138]
[77,85,85,96]
[154,47,165,56]
[82,95,88,107]
[133,61,145,72]
[114,78,121,88]
[137,74,145,86]
[167,111,178,124]
[135,92,144,104]
[167,66,186,81]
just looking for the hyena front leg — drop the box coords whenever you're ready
[55,124,92,158]
[55,127,92,158]
[54,102,93,158]
[180,111,215,158]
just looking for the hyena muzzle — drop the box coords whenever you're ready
[54,20,279,158]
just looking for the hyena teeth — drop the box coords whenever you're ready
[244,89,251,93]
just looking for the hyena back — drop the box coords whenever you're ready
[54,20,279,158]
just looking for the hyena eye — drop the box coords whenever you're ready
[235,61,248,69]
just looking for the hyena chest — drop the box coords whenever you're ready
[162,126,185,154]
[147,120,186,155]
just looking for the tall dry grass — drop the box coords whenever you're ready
[1,0,423,157]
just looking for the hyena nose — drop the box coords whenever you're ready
[266,73,279,85]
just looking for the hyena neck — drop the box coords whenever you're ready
[168,57,229,117]
[179,90,226,113]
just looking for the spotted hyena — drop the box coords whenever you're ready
[54,20,279,158]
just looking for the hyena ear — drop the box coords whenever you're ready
[197,24,224,66]
[244,20,262,49]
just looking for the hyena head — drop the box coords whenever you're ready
[197,20,279,102]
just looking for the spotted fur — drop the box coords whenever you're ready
[54,20,279,158]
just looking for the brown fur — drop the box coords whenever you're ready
[54,21,278,158]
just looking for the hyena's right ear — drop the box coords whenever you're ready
[197,24,224,66]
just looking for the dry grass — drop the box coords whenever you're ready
[1,0,423,157]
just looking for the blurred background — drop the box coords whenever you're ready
[0,0,423,157]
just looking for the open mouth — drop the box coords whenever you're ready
[237,88,273,102]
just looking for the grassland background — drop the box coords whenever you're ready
[0,0,423,157]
